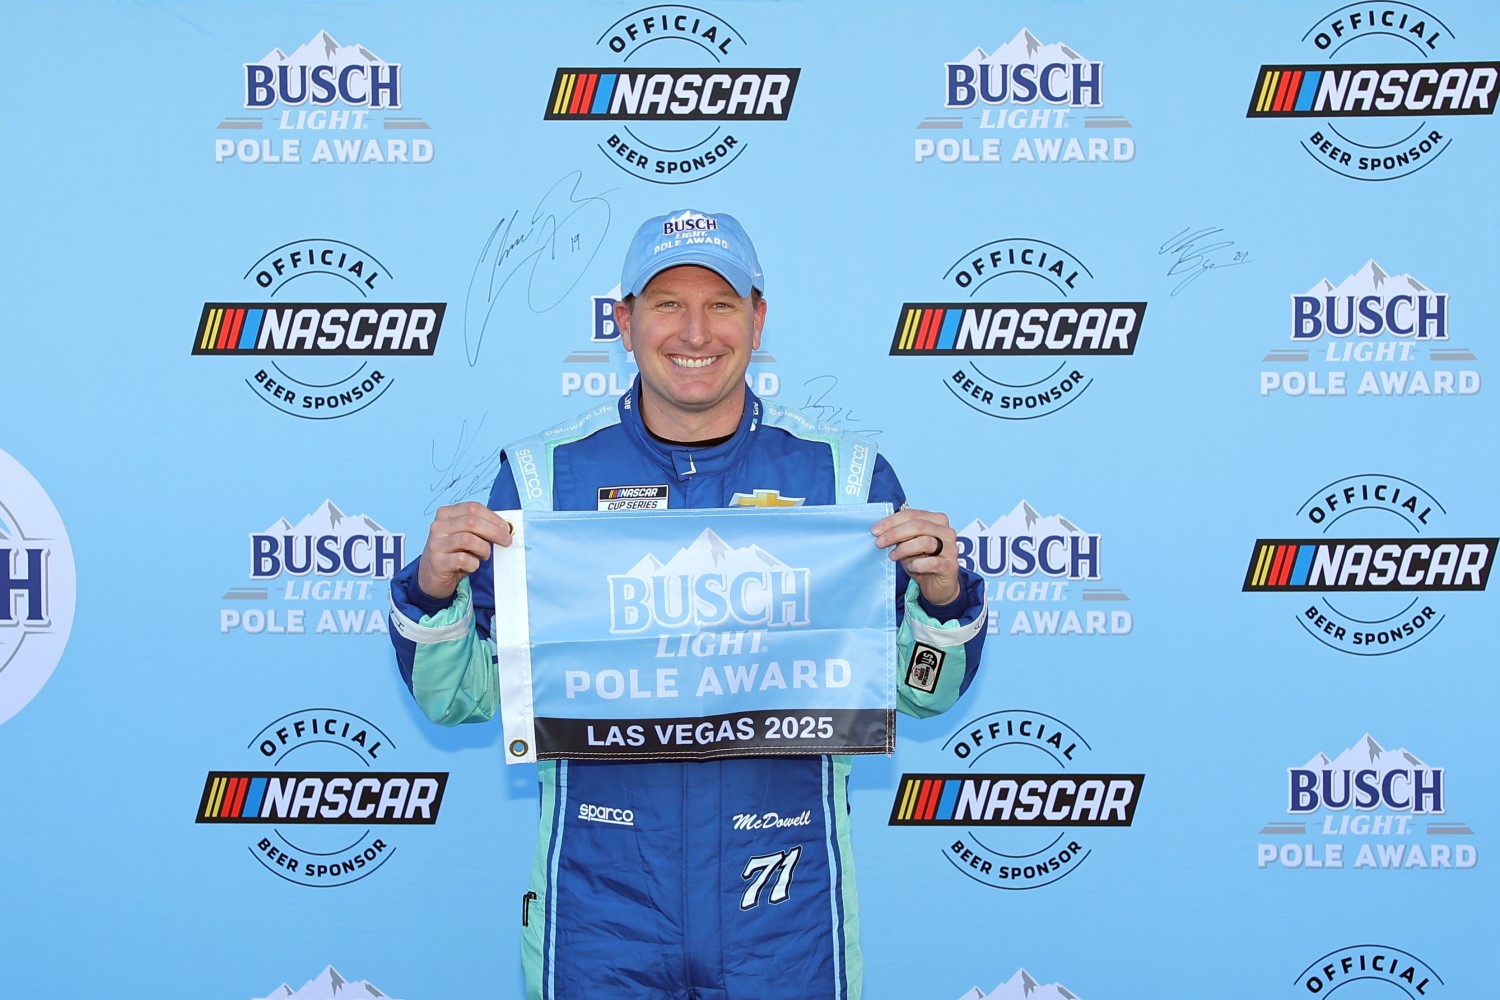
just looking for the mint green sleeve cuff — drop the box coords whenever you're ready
[392,578,499,726]
[896,580,986,719]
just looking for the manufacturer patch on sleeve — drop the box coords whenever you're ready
[905,643,944,694]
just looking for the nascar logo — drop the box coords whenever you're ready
[197,772,446,823]
[890,303,1143,355]
[546,68,799,120]
[1243,538,1495,591]
[193,304,444,355]
[1247,62,1499,116]
[890,774,1143,826]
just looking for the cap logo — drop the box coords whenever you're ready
[663,217,719,235]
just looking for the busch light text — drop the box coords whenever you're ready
[1292,294,1448,339]
[250,533,405,580]
[1288,766,1444,814]
[608,568,811,632]
[245,62,402,110]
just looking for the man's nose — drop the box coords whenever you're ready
[679,309,710,345]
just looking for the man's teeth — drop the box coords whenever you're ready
[673,357,716,368]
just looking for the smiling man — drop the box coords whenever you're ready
[388,209,989,1000]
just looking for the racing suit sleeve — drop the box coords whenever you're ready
[870,456,989,719]
[387,461,517,726]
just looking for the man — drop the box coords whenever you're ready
[388,209,988,999]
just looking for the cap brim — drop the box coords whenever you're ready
[628,249,755,298]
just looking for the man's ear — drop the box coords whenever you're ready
[614,298,633,352]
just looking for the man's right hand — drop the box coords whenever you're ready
[416,502,514,600]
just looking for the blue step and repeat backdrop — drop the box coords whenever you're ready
[3,2,1496,998]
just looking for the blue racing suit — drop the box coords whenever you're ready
[388,382,988,1000]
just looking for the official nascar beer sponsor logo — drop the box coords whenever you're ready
[545,6,799,183]
[916,28,1134,166]
[958,500,1132,638]
[193,239,443,419]
[253,966,404,1000]
[1258,734,1475,872]
[1293,945,1444,995]
[608,528,809,633]
[1247,4,1495,180]
[561,283,780,398]
[893,238,1144,419]
[890,711,1143,890]
[216,30,434,165]
[1260,260,1479,399]
[197,709,446,886]
[957,970,1086,1000]
[220,500,404,636]
[1243,475,1495,654]
[0,450,76,726]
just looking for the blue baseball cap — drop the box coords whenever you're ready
[620,209,764,298]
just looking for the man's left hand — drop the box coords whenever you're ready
[872,507,962,607]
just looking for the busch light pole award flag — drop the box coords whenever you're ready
[493,505,896,763]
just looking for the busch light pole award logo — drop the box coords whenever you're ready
[220,500,404,637]
[917,28,1136,166]
[957,500,1133,638]
[1259,260,1479,400]
[216,30,434,166]
[0,449,76,726]
[1258,734,1475,872]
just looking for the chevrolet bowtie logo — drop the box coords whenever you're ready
[732,489,804,507]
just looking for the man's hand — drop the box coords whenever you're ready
[417,502,513,601]
[872,506,962,607]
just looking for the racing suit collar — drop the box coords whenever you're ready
[620,377,760,482]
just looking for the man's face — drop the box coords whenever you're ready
[615,265,766,438]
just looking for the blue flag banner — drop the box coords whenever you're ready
[492,504,896,763]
